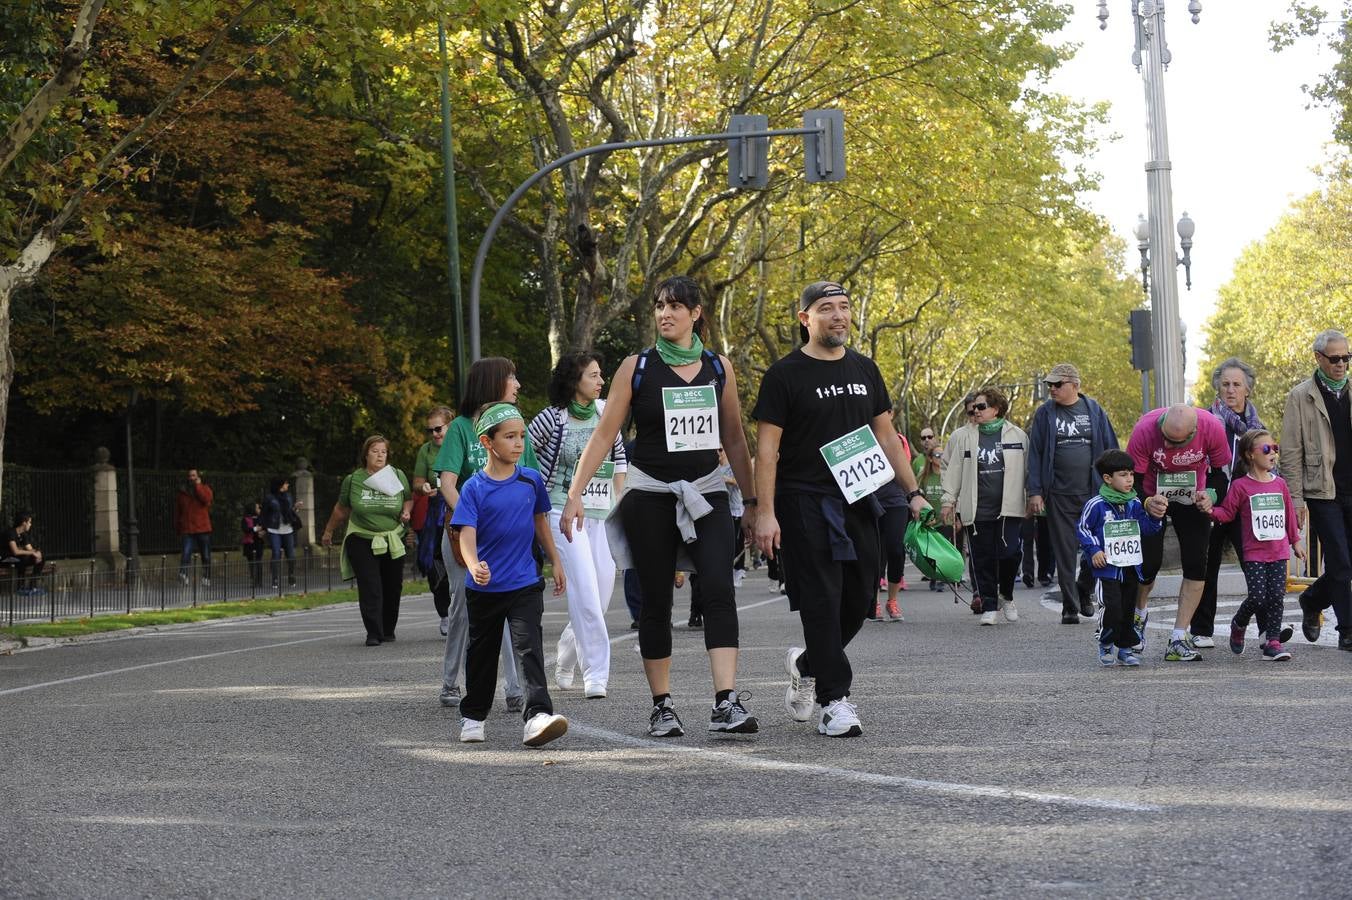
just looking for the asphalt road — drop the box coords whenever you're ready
[3,569,1351,899]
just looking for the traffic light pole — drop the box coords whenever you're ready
[466,119,836,361]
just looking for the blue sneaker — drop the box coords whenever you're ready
[1098,643,1116,667]
[1116,648,1141,667]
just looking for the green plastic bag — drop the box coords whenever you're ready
[904,510,965,584]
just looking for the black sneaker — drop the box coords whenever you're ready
[1300,592,1323,643]
[1061,613,1080,625]
[649,698,685,737]
[1340,633,1352,652]
[687,614,703,629]
[709,691,758,734]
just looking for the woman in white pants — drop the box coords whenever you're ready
[529,352,627,697]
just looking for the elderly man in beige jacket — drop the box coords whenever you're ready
[1281,328,1352,653]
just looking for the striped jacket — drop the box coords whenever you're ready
[526,400,628,498]
[1076,493,1163,582]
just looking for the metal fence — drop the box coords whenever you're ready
[0,466,96,558]
[2,545,424,626]
[116,470,342,556]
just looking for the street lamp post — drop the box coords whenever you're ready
[1131,209,1195,409]
[1100,0,1201,406]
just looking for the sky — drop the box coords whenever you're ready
[1045,0,1339,382]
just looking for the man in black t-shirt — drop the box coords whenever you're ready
[2,511,44,595]
[752,281,930,738]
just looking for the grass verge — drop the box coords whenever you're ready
[0,590,359,642]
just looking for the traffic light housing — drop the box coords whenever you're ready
[1129,309,1154,371]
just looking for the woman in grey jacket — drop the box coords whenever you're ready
[941,387,1028,625]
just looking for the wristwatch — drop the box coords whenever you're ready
[905,488,924,502]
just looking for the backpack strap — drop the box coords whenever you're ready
[632,346,726,394]
[631,347,654,394]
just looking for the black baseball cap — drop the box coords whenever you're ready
[798,281,848,342]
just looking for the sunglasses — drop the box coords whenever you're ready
[920,433,935,440]
[1044,381,1069,389]
[969,402,989,413]
[1319,351,1352,365]
[426,424,446,434]
[1256,443,1280,455]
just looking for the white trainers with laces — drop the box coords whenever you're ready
[979,610,998,626]
[555,668,575,691]
[818,698,863,737]
[523,712,568,747]
[459,718,485,743]
[783,647,815,722]
[1190,634,1216,649]
[999,596,1018,622]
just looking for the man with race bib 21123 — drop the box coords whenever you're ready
[752,280,931,738]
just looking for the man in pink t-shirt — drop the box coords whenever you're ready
[1125,405,1232,661]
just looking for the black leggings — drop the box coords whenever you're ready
[344,535,404,640]
[879,505,909,584]
[620,489,737,659]
[1141,501,1211,583]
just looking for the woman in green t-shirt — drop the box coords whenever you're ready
[322,435,413,646]
[917,445,949,592]
[434,357,538,710]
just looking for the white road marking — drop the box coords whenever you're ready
[564,722,1160,813]
[0,633,350,697]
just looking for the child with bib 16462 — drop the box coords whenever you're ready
[1208,428,1305,661]
[1077,450,1167,667]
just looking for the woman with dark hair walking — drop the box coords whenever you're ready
[261,477,303,589]
[434,357,540,711]
[528,351,627,697]
[560,275,759,738]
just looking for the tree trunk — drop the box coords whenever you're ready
[0,228,60,506]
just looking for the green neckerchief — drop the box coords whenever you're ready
[568,399,597,421]
[1316,368,1349,392]
[977,417,1005,435]
[1099,483,1137,505]
[655,333,704,366]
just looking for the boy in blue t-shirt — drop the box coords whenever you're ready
[452,403,568,747]
[1077,449,1166,668]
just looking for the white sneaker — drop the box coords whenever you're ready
[459,718,485,743]
[733,570,745,587]
[523,712,568,747]
[439,617,449,637]
[555,668,575,690]
[1190,634,1216,649]
[999,597,1018,623]
[979,610,998,626]
[818,698,863,737]
[784,647,815,722]
[583,682,607,699]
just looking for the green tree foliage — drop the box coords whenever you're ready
[1196,163,1352,434]
[1273,2,1352,144]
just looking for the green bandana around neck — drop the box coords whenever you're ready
[977,417,1005,435]
[475,402,523,436]
[1099,483,1137,505]
[1316,368,1349,392]
[568,399,597,421]
[655,333,704,366]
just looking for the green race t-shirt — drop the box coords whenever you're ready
[433,415,539,486]
[414,440,439,489]
[339,467,411,534]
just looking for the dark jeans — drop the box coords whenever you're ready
[966,517,1023,612]
[879,505,909,584]
[1020,515,1055,582]
[1098,567,1140,649]
[1195,517,1245,637]
[620,490,737,659]
[179,533,212,579]
[778,492,879,705]
[428,539,451,618]
[345,535,404,640]
[1047,492,1094,614]
[462,581,551,722]
[242,542,265,587]
[1304,495,1352,633]
[268,531,296,584]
